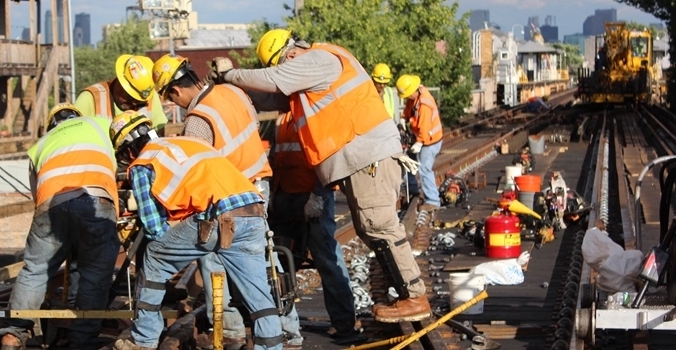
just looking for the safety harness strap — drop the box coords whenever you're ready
[249,308,278,321]
[143,280,166,290]
[136,301,162,312]
[253,335,284,347]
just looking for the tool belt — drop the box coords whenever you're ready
[198,202,265,249]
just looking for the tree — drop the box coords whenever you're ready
[242,0,472,124]
[549,43,584,79]
[74,15,156,92]
[614,0,674,108]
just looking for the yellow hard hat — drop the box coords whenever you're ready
[256,29,293,67]
[46,103,82,131]
[396,74,421,99]
[152,54,190,100]
[371,63,392,83]
[110,110,153,150]
[115,54,156,102]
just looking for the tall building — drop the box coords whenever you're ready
[44,4,65,44]
[540,15,558,43]
[73,13,91,47]
[583,9,617,36]
[21,27,30,41]
[524,16,539,41]
[469,10,490,32]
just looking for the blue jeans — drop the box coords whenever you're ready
[419,141,442,206]
[2,194,119,350]
[269,186,356,332]
[199,179,302,340]
[131,214,282,349]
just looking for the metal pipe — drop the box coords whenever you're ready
[67,0,76,102]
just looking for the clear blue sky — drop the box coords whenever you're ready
[7,0,662,44]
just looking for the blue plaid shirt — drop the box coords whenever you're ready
[129,165,263,240]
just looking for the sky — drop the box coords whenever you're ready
[7,0,663,44]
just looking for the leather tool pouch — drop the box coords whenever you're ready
[197,219,215,245]
[217,212,235,249]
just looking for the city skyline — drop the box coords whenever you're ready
[8,1,663,44]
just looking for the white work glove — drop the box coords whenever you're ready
[410,141,423,154]
[304,192,324,221]
[396,154,420,175]
[209,57,233,83]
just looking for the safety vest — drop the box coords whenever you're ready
[130,137,259,221]
[27,117,118,212]
[382,87,397,120]
[289,43,390,166]
[403,85,443,145]
[189,84,272,181]
[83,80,154,119]
[273,112,316,193]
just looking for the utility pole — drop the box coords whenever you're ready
[141,0,191,54]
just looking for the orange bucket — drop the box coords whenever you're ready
[514,175,542,192]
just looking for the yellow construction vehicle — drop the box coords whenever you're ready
[577,22,655,105]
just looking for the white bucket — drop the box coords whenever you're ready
[505,165,523,191]
[448,273,486,314]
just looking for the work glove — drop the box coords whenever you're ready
[304,192,324,221]
[410,141,423,154]
[396,154,420,175]
[209,57,233,84]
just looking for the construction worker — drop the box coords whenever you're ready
[0,104,119,350]
[371,63,401,124]
[109,111,283,350]
[74,54,168,130]
[269,111,361,340]
[210,29,430,324]
[151,54,302,349]
[396,75,443,211]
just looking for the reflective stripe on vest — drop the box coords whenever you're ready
[189,85,272,180]
[28,117,118,211]
[383,87,397,119]
[272,113,316,193]
[289,44,390,165]
[85,80,153,119]
[131,137,258,220]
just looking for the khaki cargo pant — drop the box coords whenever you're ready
[339,156,426,298]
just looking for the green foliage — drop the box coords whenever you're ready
[548,43,584,76]
[73,16,156,92]
[244,0,473,124]
[231,20,281,69]
[625,21,667,38]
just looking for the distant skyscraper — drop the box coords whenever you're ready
[44,4,65,44]
[74,13,91,47]
[540,15,558,43]
[583,9,617,36]
[469,10,490,32]
[21,27,30,41]
[524,16,539,41]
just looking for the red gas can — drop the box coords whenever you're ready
[484,212,522,258]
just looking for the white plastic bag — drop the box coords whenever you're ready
[469,252,530,285]
[582,226,642,293]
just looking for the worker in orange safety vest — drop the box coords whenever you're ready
[151,54,300,349]
[208,29,429,329]
[397,74,443,212]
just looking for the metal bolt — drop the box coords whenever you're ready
[428,265,444,271]
[433,286,444,291]
[542,282,549,289]
[470,252,476,256]
[429,257,450,264]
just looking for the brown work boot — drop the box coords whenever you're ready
[373,296,432,323]
[113,339,156,350]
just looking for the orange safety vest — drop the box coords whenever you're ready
[289,43,390,166]
[403,85,442,145]
[29,117,119,212]
[84,79,154,119]
[272,112,316,193]
[130,137,259,221]
[189,84,272,181]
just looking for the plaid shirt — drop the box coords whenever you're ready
[129,165,262,240]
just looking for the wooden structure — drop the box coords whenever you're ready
[1,0,71,146]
